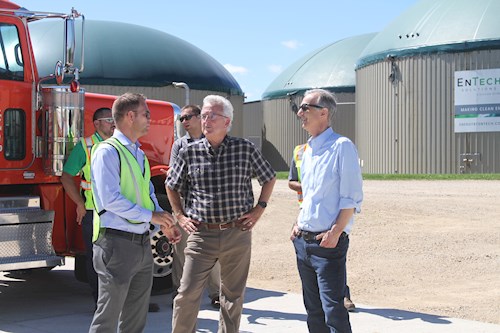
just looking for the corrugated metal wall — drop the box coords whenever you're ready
[242,101,263,150]
[356,50,500,174]
[83,85,244,138]
[262,92,356,171]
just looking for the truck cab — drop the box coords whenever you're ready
[0,2,177,286]
[0,2,67,271]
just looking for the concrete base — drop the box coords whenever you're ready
[0,258,498,333]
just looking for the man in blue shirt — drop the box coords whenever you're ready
[89,93,181,333]
[288,144,356,313]
[290,89,363,333]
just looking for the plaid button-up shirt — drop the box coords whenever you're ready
[166,136,275,224]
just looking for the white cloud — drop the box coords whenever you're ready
[268,64,282,73]
[224,64,248,75]
[281,40,301,49]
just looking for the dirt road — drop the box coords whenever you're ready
[248,179,500,324]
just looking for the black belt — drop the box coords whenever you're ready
[299,230,347,242]
[105,228,149,243]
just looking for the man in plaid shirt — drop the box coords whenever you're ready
[166,95,276,333]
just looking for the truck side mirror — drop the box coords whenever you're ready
[54,61,64,85]
[64,16,75,69]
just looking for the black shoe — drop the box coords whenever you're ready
[344,297,356,312]
[211,297,220,309]
[148,303,160,313]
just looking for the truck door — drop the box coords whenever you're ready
[0,16,36,179]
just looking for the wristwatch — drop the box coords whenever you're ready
[257,201,267,209]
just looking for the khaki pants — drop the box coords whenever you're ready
[172,227,252,333]
[172,227,221,300]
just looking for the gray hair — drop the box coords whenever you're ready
[202,95,234,130]
[304,89,337,122]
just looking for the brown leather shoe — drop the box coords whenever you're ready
[148,303,160,312]
[211,297,221,309]
[344,297,356,312]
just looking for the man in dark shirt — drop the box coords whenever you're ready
[166,95,276,333]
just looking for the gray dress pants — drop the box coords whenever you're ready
[89,230,153,333]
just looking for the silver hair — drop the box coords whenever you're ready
[202,95,234,131]
[304,89,337,122]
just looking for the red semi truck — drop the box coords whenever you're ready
[0,0,178,287]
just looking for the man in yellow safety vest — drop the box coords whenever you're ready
[61,107,115,304]
[89,93,180,332]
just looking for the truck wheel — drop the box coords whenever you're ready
[150,223,174,292]
[151,193,174,292]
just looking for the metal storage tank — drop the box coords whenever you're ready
[356,0,500,174]
[29,20,245,137]
[260,33,376,171]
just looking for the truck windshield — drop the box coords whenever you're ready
[0,23,24,81]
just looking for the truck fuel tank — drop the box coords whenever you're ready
[40,85,85,176]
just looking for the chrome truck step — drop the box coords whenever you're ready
[0,196,64,272]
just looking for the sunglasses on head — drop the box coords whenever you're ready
[179,114,196,122]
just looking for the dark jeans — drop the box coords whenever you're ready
[293,233,352,333]
[345,284,351,299]
[82,210,98,303]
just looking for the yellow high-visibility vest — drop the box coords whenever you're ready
[80,134,101,209]
[91,137,154,241]
[293,144,307,205]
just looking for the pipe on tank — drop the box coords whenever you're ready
[171,82,189,107]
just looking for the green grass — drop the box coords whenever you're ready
[362,174,500,180]
[275,171,500,180]
[276,172,289,180]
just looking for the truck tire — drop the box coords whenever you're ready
[151,193,174,292]
[150,223,174,292]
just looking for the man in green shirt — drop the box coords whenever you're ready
[61,107,115,305]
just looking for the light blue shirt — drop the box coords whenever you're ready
[91,129,162,234]
[298,127,363,234]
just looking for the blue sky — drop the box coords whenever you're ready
[18,0,418,101]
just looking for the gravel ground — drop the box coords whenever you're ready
[247,179,500,324]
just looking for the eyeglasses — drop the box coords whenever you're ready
[298,103,325,112]
[178,114,197,122]
[97,117,115,123]
[200,113,228,121]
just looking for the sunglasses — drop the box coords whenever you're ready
[298,103,325,112]
[178,114,197,122]
[97,117,115,123]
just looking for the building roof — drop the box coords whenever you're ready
[29,20,243,95]
[262,33,376,100]
[357,0,500,69]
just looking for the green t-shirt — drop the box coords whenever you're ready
[62,141,86,176]
[63,132,103,176]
